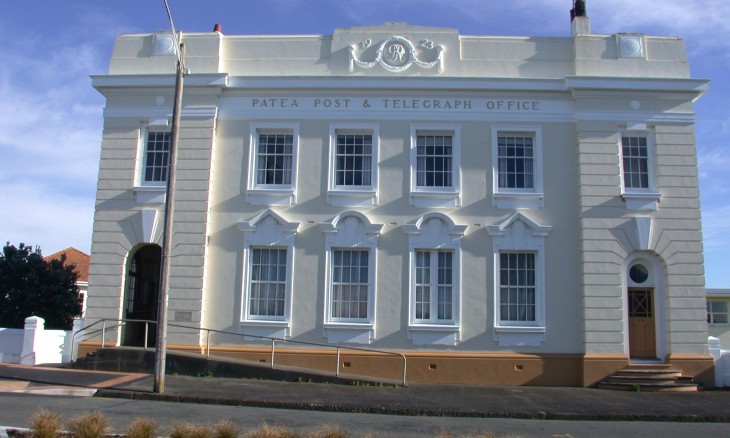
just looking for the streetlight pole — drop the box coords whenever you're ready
[154,38,185,394]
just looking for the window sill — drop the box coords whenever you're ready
[493,326,546,347]
[240,320,290,339]
[408,324,460,345]
[133,186,166,204]
[323,322,374,344]
[622,192,660,211]
[247,188,295,206]
[492,192,543,209]
[327,189,377,207]
[410,191,460,208]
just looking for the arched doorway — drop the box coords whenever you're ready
[625,254,665,360]
[122,245,161,347]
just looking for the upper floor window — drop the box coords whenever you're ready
[417,134,453,188]
[336,134,372,187]
[492,126,543,209]
[143,131,170,185]
[707,300,728,324]
[327,124,379,207]
[619,127,659,210]
[247,124,299,206]
[621,135,650,190]
[410,126,461,208]
[256,133,293,186]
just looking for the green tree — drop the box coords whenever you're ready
[0,243,82,330]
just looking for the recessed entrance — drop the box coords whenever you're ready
[122,245,161,347]
[628,288,656,358]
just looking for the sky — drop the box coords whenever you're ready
[0,0,728,287]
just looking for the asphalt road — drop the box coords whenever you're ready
[1,393,729,438]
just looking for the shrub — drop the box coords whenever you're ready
[214,420,239,438]
[30,409,61,438]
[245,424,300,438]
[312,425,347,438]
[169,423,213,438]
[67,411,110,438]
[125,418,157,438]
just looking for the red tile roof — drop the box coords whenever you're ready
[44,247,90,282]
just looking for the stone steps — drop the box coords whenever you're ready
[597,366,700,392]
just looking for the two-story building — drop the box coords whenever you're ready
[85,12,714,386]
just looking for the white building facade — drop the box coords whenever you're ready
[86,17,714,386]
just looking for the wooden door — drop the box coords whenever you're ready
[628,288,656,358]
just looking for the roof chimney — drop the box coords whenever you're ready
[570,0,590,36]
[213,23,222,33]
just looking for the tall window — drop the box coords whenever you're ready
[416,134,453,188]
[707,301,728,324]
[491,127,543,209]
[249,248,287,318]
[497,134,534,189]
[499,252,536,323]
[335,134,372,187]
[415,250,453,322]
[621,135,649,190]
[330,249,369,320]
[256,133,293,185]
[143,131,170,184]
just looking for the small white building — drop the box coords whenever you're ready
[85,10,714,386]
[707,289,730,348]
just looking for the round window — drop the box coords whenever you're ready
[629,264,649,284]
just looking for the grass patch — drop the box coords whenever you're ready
[67,411,110,438]
[29,409,61,438]
[125,418,157,438]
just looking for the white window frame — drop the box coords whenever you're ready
[488,213,550,347]
[320,211,382,344]
[410,125,461,208]
[404,213,466,345]
[247,123,299,206]
[491,126,544,209]
[327,123,379,207]
[619,125,660,211]
[239,209,299,338]
[707,300,728,325]
[133,121,171,204]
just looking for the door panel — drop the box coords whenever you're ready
[628,288,656,358]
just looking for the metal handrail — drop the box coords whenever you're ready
[71,318,156,362]
[72,318,408,386]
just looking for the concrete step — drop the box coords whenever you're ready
[597,365,700,392]
[596,381,699,392]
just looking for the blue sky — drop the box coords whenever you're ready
[1,1,728,287]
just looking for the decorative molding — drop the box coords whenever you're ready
[618,34,645,59]
[634,216,653,251]
[140,208,160,244]
[349,35,444,73]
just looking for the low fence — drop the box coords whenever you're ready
[0,316,83,365]
[709,336,730,387]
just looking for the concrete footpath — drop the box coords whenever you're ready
[1,363,729,422]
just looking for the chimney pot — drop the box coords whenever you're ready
[213,23,222,33]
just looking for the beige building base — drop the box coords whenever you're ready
[77,342,715,387]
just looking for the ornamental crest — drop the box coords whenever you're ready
[349,36,444,73]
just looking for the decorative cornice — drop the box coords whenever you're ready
[349,35,444,73]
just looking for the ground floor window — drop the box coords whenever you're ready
[330,249,370,320]
[499,252,536,323]
[707,300,728,324]
[249,247,287,318]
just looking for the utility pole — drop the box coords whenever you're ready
[154,36,185,394]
